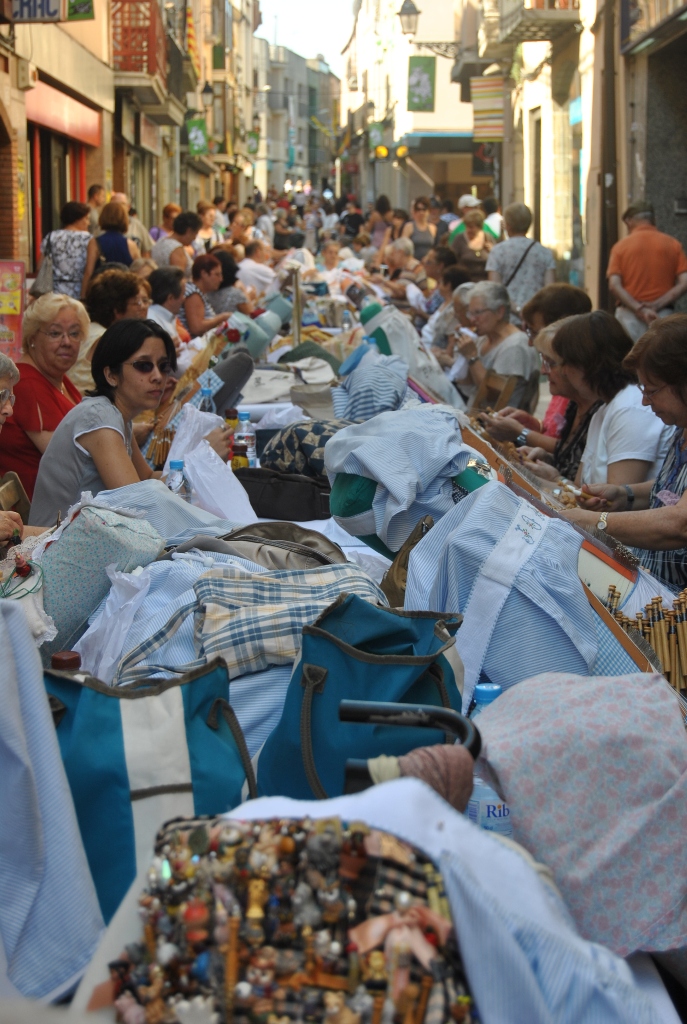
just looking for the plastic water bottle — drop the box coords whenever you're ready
[341,309,354,331]
[470,682,502,720]
[198,387,216,414]
[466,682,513,838]
[234,411,257,467]
[167,459,190,502]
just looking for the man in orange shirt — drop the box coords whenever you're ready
[607,201,687,343]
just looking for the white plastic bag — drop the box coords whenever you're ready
[254,404,307,429]
[74,563,151,683]
[183,440,257,523]
[163,403,224,475]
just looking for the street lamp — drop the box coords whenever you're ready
[201,81,214,109]
[397,0,420,36]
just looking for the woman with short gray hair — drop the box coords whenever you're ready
[367,235,428,313]
[485,202,556,323]
[453,279,539,409]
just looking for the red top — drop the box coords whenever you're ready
[0,362,81,498]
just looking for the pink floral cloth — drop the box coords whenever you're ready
[476,671,687,956]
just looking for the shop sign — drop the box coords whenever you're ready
[470,76,504,142]
[246,131,259,156]
[187,117,209,156]
[407,56,436,112]
[0,262,25,363]
[11,0,93,19]
[139,113,162,156]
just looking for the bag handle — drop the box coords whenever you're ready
[300,658,453,800]
[207,697,257,799]
[114,600,205,686]
[504,239,536,288]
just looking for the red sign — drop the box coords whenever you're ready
[0,261,25,362]
[25,80,101,146]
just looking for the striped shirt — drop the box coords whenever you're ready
[178,282,215,332]
[634,427,687,587]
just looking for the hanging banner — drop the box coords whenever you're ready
[247,131,259,156]
[368,122,384,152]
[185,4,201,80]
[66,0,94,20]
[407,56,436,112]
[187,117,209,156]
[0,262,25,363]
[12,0,93,19]
[471,76,504,141]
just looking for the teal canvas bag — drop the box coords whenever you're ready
[43,658,254,923]
[257,594,463,800]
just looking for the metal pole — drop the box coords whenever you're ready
[599,0,619,310]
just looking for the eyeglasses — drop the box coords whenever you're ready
[39,328,82,342]
[128,298,151,310]
[638,381,668,399]
[540,355,563,371]
[468,307,490,317]
[0,389,15,408]
[415,206,428,212]
[123,358,173,376]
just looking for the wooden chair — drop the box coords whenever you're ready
[0,472,31,524]
[469,370,520,413]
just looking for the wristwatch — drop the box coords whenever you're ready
[596,511,609,531]
[624,485,635,509]
[515,429,530,447]
[468,356,480,366]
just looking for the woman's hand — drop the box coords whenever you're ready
[521,445,553,465]
[524,459,559,482]
[478,413,522,442]
[497,407,541,431]
[204,425,232,462]
[0,510,24,543]
[455,332,478,360]
[575,483,626,512]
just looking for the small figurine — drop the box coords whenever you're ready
[362,951,387,989]
[114,991,147,1024]
[323,991,361,1024]
[292,881,322,928]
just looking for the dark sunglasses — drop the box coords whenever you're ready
[124,358,173,376]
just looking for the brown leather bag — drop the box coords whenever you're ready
[379,515,434,607]
[163,521,346,571]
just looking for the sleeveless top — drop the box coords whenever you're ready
[371,217,388,249]
[408,223,435,261]
[178,282,215,332]
[151,235,194,275]
[96,230,132,266]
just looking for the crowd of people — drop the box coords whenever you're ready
[2,185,687,592]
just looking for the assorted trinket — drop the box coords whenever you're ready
[110,816,476,1024]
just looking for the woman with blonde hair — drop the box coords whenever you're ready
[81,202,140,293]
[0,293,88,497]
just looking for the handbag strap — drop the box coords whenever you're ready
[504,239,536,288]
[299,656,454,800]
[207,697,257,798]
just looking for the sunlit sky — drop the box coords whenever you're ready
[254,0,352,79]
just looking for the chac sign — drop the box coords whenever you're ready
[11,0,93,21]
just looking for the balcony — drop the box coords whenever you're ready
[112,0,169,108]
[498,0,580,44]
[268,91,289,112]
[478,0,516,59]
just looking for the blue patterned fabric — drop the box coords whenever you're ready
[405,482,600,690]
[331,354,411,421]
[324,405,478,550]
[0,601,103,999]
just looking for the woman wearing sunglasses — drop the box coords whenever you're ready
[0,293,88,499]
[29,319,230,527]
[401,197,437,263]
[566,315,687,587]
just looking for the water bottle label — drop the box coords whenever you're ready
[467,797,512,837]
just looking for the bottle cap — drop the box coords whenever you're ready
[225,408,238,418]
[238,411,250,420]
[51,650,81,670]
[169,460,184,470]
[474,682,502,705]
[201,387,212,395]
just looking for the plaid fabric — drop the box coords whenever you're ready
[260,419,351,478]
[368,860,428,916]
[114,562,386,685]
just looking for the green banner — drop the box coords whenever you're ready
[368,122,384,153]
[247,131,260,156]
[407,56,436,112]
[66,0,94,18]
[187,117,209,156]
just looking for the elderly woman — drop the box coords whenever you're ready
[0,354,47,543]
[179,254,229,338]
[566,315,687,587]
[29,320,231,527]
[453,281,536,409]
[0,294,88,497]
[368,237,428,314]
[420,266,467,351]
[450,209,492,283]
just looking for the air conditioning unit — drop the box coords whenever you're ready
[17,59,38,91]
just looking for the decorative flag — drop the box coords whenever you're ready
[368,122,384,152]
[187,117,209,156]
[247,131,259,156]
[471,76,504,141]
[407,56,435,112]
[186,4,201,81]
